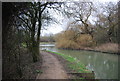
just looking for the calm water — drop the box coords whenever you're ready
[40,44,118,79]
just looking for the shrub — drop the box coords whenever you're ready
[76,34,94,47]
[55,30,95,49]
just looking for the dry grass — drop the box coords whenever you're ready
[95,43,119,53]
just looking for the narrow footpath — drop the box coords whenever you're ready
[36,51,68,79]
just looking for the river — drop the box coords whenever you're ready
[40,43,118,79]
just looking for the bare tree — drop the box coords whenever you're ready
[63,2,95,37]
[94,2,118,43]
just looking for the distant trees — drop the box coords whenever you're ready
[94,2,118,45]
[55,2,118,49]
[63,2,95,38]
[40,34,55,42]
[55,2,95,49]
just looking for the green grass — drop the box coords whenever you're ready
[21,43,27,48]
[36,70,43,73]
[46,50,92,73]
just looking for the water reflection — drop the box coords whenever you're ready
[40,44,118,79]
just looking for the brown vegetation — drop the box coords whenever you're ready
[55,30,95,49]
[95,43,119,53]
[55,29,119,53]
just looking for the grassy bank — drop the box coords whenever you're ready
[46,50,92,73]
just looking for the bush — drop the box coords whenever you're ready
[76,34,95,47]
[55,30,95,49]
[56,39,79,49]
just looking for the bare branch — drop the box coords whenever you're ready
[17,16,32,31]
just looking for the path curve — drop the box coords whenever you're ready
[36,51,68,79]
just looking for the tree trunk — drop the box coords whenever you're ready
[31,9,39,62]
[36,2,42,59]
[37,2,42,45]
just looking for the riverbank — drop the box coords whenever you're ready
[45,50,95,79]
[57,43,119,55]
[40,42,119,54]
[59,48,119,55]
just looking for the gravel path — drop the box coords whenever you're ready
[36,51,68,79]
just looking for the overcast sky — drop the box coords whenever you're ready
[40,0,119,36]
